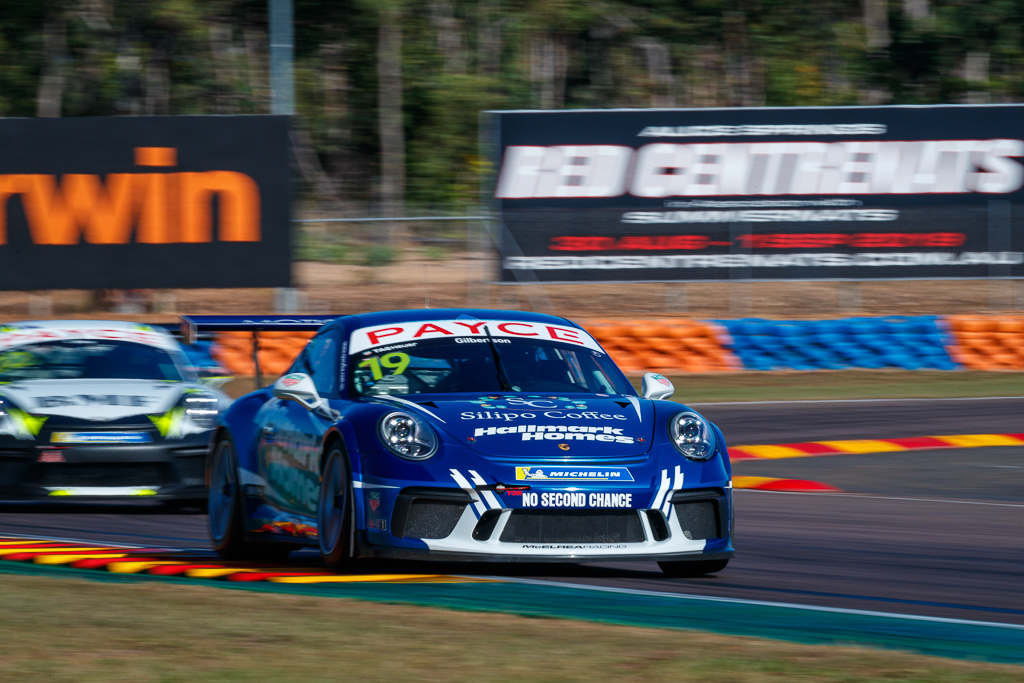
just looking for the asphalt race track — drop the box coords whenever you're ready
[2,397,1022,630]
[693,395,1024,445]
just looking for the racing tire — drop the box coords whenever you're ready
[657,559,729,578]
[318,448,354,569]
[208,436,295,562]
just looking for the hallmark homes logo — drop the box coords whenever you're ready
[0,147,260,245]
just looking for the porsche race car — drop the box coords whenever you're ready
[0,320,228,502]
[199,309,734,576]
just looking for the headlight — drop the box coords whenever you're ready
[150,390,222,439]
[668,412,716,461]
[183,392,220,430]
[0,395,46,440]
[378,411,438,460]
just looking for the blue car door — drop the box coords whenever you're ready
[256,329,343,523]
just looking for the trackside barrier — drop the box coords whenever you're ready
[198,315,1024,377]
[716,316,957,371]
[211,331,316,377]
[583,320,741,373]
[947,316,1024,370]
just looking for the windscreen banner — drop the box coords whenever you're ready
[0,115,290,290]
[489,105,1024,282]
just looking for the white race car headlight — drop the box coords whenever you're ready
[150,390,222,439]
[378,411,438,460]
[669,412,716,461]
[182,392,220,430]
[0,395,46,440]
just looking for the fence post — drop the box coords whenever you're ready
[729,222,751,317]
[988,200,1012,311]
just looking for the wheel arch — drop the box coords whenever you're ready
[320,420,360,475]
[318,428,359,564]
[219,392,272,474]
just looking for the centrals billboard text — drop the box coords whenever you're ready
[0,116,290,290]
[489,106,1024,282]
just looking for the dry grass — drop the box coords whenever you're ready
[1,574,1021,682]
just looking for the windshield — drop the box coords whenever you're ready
[349,337,634,397]
[0,340,189,383]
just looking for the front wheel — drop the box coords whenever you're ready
[658,559,729,578]
[209,436,295,562]
[208,437,246,558]
[318,448,353,569]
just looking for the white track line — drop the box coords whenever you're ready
[477,576,1024,632]
[690,396,1024,407]
[735,488,1024,508]
[11,530,1023,631]
[0,531,210,553]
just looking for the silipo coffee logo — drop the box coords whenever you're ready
[0,147,259,245]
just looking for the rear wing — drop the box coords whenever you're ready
[178,315,338,344]
[178,315,338,387]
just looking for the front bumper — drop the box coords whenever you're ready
[358,545,734,564]
[356,484,734,563]
[0,435,209,501]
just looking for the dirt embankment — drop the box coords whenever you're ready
[1,253,1021,322]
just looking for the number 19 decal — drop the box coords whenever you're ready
[357,352,410,380]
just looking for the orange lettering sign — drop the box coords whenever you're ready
[0,147,260,245]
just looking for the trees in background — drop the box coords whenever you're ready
[3,0,1024,213]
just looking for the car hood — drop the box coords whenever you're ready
[392,394,655,459]
[0,379,188,421]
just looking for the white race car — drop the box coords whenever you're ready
[0,320,227,502]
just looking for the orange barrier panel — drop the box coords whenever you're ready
[948,316,1024,370]
[582,319,740,374]
[212,331,315,377]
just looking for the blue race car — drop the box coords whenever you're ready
[189,309,734,577]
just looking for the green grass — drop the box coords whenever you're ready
[630,371,1024,403]
[1,574,1021,682]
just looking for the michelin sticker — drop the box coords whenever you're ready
[477,425,634,443]
[515,466,633,482]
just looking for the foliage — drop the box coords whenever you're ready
[3,1,1024,212]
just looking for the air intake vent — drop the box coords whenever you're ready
[401,500,466,539]
[36,463,170,488]
[673,500,720,540]
[499,510,645,544]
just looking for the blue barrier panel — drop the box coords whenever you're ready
[714,316,959,372]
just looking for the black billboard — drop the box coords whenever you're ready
[0,115,290,290]
[488,105,1024,282]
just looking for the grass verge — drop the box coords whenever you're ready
[630,371,1024,403]
[1,574,1022,682]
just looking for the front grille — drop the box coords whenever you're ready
[401,500,466,539]
[0,459,28,487]
[499,510,645,544]
[673,500,720,540]
[36,463,171,488]
[172,451,207,485]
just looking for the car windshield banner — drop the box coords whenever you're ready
[488,105,1024,282]
[0,115,290,289]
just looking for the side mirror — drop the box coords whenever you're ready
[641,372,674,400]
[273,373,324,411]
